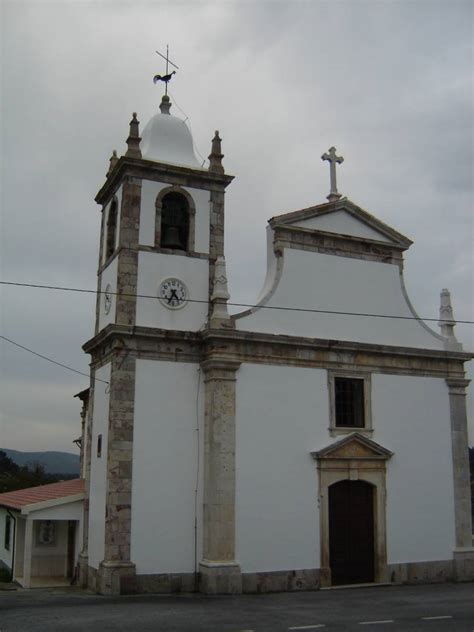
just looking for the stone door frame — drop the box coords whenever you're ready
[311,433,393,587]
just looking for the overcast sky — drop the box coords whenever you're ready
[1,0,473,454]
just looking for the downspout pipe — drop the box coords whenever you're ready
[5,508,16,582]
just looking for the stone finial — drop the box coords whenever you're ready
[106,150,119,177]
[321,146,344,201]
[438,288,462,350]
[125,112,142,158]
[208,130,224,174]
[210,256,232,328]
[159,94,171,115]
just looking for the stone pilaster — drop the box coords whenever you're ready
[199,359,242,594]
[446,378,474,581]
[115,177,141,326]
[97,350,137,595]
[95,208,106,336]
[208,185,226,320]
[78,377,94,587]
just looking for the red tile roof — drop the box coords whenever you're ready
[0,479,84,511]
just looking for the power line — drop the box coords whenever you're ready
[2,280,473,325]
[0,335,109,385]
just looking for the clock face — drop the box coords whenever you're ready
[104,284,112,314]
[158,278,188,309]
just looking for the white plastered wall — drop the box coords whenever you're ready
[0,507,14,570]
[131,359,203,574]
[235,363,327,573]
[136,251,208,330]
[235,364,456,573]
[237,249,444,349]
[88,363,111,569]
[293,210,392,242]
[372,374,455,563]
[98,256,118,331]
[139,179,210,254]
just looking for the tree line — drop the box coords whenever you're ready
[0,450,76,493]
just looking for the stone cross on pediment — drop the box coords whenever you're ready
[321,146,344,201]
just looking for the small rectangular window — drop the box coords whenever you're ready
[328,371,372,436]
[335,377,365,427]
[97,434,102,458]
[4,515,11,551]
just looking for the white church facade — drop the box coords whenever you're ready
[77,91,473,595]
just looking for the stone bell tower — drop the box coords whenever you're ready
[80,90,235,595]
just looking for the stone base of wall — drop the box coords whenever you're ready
[83,558,473,595]
[87,566,98,593]
[199,561,242,594]
[97,561,137,595]
[388,560,453,584]
[453,548,474,581]
[242,568,320,593]
[134,573,197,594]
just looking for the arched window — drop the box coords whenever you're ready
[160,192,189,251]
[105,199,118,260]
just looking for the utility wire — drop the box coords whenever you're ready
[0,335,109,384]
[1,280,473,325]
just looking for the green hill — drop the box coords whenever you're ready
[1,449,80,475]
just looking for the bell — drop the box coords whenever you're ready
[161,226,183,249]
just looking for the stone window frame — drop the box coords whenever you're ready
[328,369,372,437]
[155,186,196,254]
[104,196,119,263]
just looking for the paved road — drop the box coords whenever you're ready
[0,583,473,631]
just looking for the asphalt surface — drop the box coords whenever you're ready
[0,582,473,631]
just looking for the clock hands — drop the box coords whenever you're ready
[167,289,179,305]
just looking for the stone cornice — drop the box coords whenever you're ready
[96,157,234,205]
[272,224,405,265]
[83,324,472,378]
[270,198,413,248]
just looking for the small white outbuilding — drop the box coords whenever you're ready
[0,479,84,588]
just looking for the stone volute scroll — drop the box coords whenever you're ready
[208,130,224,174]
[438,288,462,351]
[125,112,142,159]
[321,146,344,201]
[210,256,232,328]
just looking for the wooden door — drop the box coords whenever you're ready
[329,479,375,585]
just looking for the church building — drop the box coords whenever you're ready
[78,86,473,595]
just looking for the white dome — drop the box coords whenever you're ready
[140,98,201,168]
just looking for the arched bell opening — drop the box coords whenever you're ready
[159,192,190,251]
[105,197,118,260]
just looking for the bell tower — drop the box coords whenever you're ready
[81,89,234,595]
[94,95,233,336]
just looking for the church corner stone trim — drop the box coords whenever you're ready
[199,358,242,594]
[446,378,474,575]
[95,347,137,595]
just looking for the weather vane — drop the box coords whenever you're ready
[154,45,179,96]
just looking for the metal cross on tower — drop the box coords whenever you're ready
[321,146,344,201]
[154,45,179,96]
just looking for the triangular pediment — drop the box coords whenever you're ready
[270,198,412,249]
[311,433,393,461]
